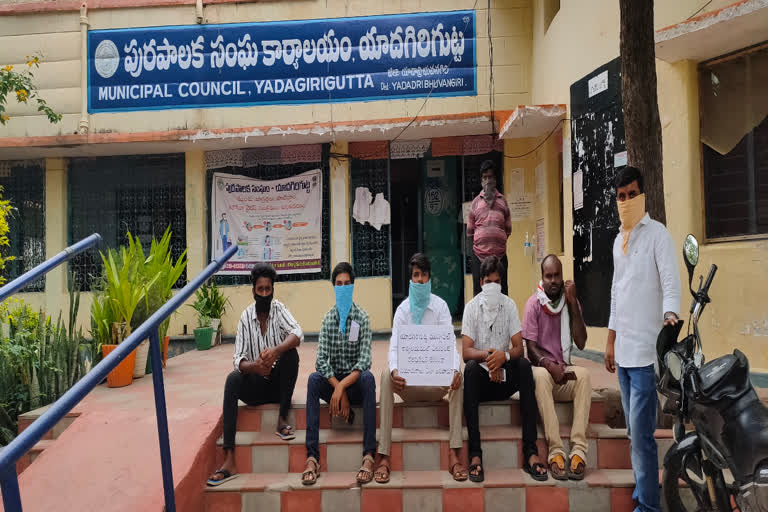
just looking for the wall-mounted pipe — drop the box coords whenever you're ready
[196,0,203,24]
[78,2,89,134]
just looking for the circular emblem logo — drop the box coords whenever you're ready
[94,40,120,79]
[425,186,444,216]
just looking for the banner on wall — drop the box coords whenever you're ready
[88,10,476,113]
[211,170,323,275]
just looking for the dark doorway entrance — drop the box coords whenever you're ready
[390,158,422,315]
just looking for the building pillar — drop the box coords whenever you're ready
[330,141,350,266]
[44,158,68,314]
[185,151,207,279]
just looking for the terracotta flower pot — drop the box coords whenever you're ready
[162,336,170,368]
[102,344,136,388]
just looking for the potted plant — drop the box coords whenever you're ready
[94,243,156,387]
[193,314,214,351]
[190,281,230,346]
[130,227,187,373]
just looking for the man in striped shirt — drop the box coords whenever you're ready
[207,263,303,486]
[467,160,512,296]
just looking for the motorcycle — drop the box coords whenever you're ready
[656,234,768,511]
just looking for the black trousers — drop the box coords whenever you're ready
[471,251,509,297]
[463,358,539,461]
[222,347,299,451]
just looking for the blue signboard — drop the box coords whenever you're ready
[87,10,476,113]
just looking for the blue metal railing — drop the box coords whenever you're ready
[0,238,238,512]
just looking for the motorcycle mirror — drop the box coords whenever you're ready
[683,234,699,288]
[666,351,683,381]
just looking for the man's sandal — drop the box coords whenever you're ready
[374,462,391,484]
[450,462,469,482]
[468,462,484,483]
[568,455,586,481]
[548,454,568,481]
[275,425,295,441]
[523,457,549,482]
[302,457,320,486]
[207,469,238,487]
[356,454,375,485]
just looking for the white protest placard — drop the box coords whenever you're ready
[397,324,456,387]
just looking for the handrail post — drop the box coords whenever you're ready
[1,466,23,512]
[149,327,176,512]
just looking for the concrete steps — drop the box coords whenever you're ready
[14,406,79,475]
[202,395,669,511]
[203,468,662,512]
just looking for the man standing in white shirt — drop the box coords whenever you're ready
[605,167,681,512]
[375,253,466,483]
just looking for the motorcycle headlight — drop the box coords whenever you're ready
[666,351,684,381]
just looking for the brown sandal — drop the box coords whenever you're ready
[374,461,391,484]
[302,457,320,486]
[549,454,568,481]
[568,455,586,481]
[356,454,375,485]
[450,462,468,482]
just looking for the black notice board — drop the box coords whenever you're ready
[570,57,626,327]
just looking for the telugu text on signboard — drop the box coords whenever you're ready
[396,324,456,387]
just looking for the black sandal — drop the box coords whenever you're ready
[468,462,484,483]
[523,458,549,482]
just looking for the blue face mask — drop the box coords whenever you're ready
[334,284,354,334]
[408,279,431,325]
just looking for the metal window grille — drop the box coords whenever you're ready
[0,162,45,292]
[350,158,391,278]
[68,154,187,291]
[207,145,331,285]
[462,151,504,273]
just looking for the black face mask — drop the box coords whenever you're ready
[254,292,273,314]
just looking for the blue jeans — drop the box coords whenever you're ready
[618,365,660,512]
[305,371,376,462]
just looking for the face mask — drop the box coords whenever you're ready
[482,178,496,199]
[334,284,354,334]
[617,193,646,253]
[254,292,273,314]
[408,279,431,325]
[481,282,502,308]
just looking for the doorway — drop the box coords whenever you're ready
[390,158,422,315]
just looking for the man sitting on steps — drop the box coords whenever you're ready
[375,253,466,483]
[462,255,547,482]
[207,263,302,486]
[523,254,590,481]
[302,262,376,486]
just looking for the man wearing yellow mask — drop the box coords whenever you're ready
[605,166,681,512]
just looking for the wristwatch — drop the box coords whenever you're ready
[505,351,511,361]
[664,312,679,322]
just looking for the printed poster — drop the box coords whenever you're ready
[211,170,323,274]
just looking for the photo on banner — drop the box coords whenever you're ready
[211,170,323,275]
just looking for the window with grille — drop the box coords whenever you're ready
[68,154,187,291]
[207,146,331,285]
[0,162,45,292]
[462,151,504,273]
[700,45,768,239]
[350,158,391,278]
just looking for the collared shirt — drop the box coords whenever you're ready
[466,191,512,260]
[522,294,583,366]
[461,294,522,352]
[316,303,372,379]
[609,213,681,368]
[388,294,460,373]
[233,299,304,371]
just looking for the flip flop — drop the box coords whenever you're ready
[206,469,238,487]
[568,455,586,481]
[548,454,568,481]
[275,425,295,441]
[468,462,484,483]
[523,459,549,482]
[450,462,469,482]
